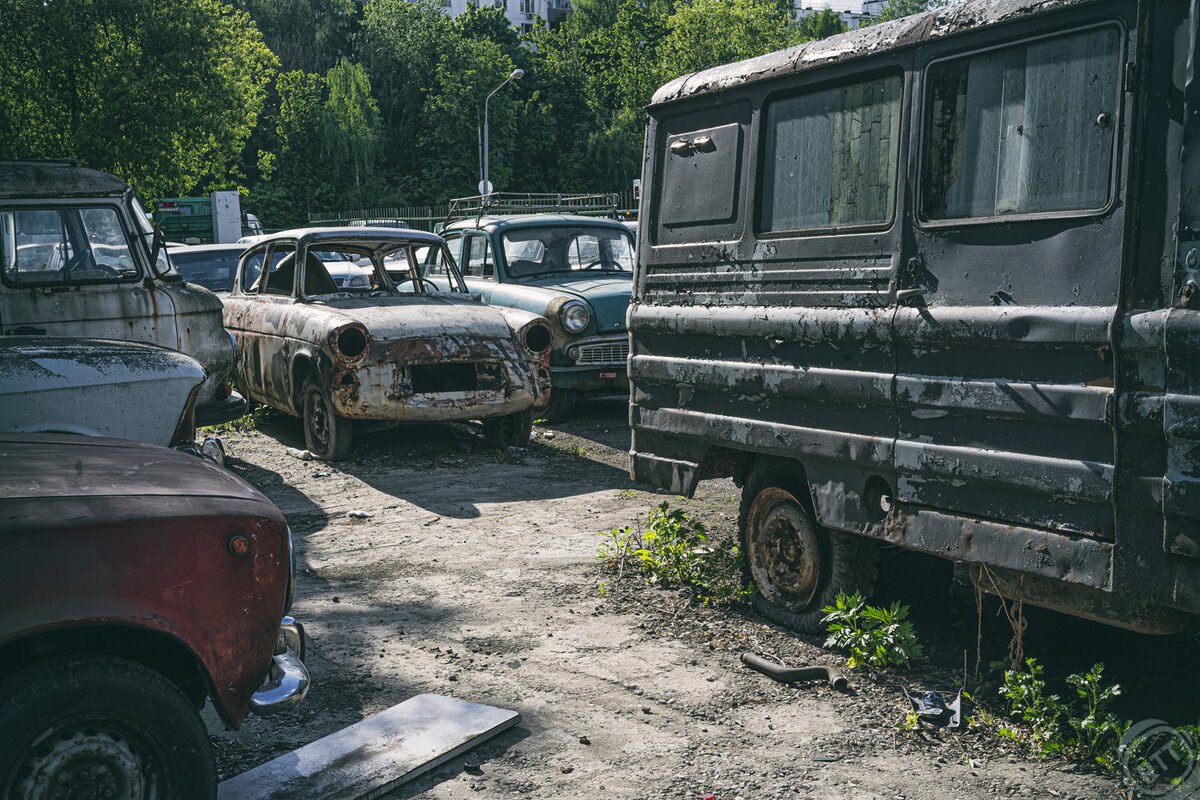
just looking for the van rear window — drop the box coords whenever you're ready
[921,27,1121,221]
[759,74,902,234]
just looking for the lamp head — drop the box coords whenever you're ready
[510,68,525,80]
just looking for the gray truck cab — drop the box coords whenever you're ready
[0,160,244,425]
[630,0,1200,634]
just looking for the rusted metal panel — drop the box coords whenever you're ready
[223,229,551,426]
[0,433,291,727]
[630,0,1200,629]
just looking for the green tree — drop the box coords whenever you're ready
[657,0,802,86]
[323,59,381,202]
[260,70,330,224]
[232,0,359,73]
[797,7,848,39]
[865,0,952,25]
[0,0,276,199]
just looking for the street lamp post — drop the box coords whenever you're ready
[479,68,524,195]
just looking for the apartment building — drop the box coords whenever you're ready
[441,0,572,33]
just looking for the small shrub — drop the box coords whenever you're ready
[821,591,924,669]
[995,658,1129,771]
[596,502,751,606]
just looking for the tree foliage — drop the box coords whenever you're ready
[0,0,857,225]
[0,0,276,199]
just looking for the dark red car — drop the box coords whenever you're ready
[0,433,308,798]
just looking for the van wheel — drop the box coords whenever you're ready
[302,376,352,460]
[739,477,877,635]
[482,408,534,448]
[0,656,217,800]
[539,388,576,423]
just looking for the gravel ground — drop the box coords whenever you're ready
[202,396,1200,799]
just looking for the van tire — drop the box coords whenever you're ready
[0,656,217,800]
[302,376,352,460]
[739,469,877,635]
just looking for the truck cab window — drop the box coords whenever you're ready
[759,74,902,233]
[921,27,1121,220]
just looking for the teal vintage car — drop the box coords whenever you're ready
[431,210,633,421]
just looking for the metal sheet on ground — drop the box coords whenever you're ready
[217,694,521,800]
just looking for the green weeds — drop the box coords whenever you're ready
[821,591,924,669]
[597,502,751,607]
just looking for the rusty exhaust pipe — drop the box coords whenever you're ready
[740,652,848,691]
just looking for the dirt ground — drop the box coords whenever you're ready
[203,397,1200,799]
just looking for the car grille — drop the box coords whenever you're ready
[575,339,628,366]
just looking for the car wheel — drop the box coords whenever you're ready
[482,408,534,448]
[539,388,576,424]
[0,656,217,800]
[302,376,352,460]
[739,468,877,635]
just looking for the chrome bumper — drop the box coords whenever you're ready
[249,617,310,716]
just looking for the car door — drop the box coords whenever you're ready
[0,202,178,348]
[229,242,297,409]
[893,22,1131,540]
[461,233,496,302]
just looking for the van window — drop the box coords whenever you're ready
[1,206,140,286]
[922,27,1121,220]
[759,74,902,233]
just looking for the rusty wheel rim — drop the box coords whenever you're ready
[9,714,165,800]
[306,387,331,453]
[747,488,822,612]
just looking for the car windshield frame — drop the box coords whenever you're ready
[290,238,470,299]
[499,224,635,282]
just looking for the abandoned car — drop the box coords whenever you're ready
[439,195,634,421]
[0,336,224,462]
[166,242,246,294]
[0,432,307,798]
[630,0,1200,634]
[223,227,554,459]
[0,159,245,425]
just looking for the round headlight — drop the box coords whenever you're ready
[566,345,580,362]
[559,300,591,334]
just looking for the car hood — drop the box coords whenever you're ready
[0,433,262,503]
[509,275,632,333]
[308,294,517,341]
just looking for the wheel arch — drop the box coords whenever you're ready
[0,624,216,711]
[290,352,320,415]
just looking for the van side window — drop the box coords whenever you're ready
[922,27,1121,220]
[759,74,902,234]
[1,206,140,286]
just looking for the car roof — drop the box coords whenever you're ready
[0,160,130,200]
[258,226,443,245]
[443,214,631,233]
[168,243,248,254]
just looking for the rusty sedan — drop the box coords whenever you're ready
[223,228,553,459]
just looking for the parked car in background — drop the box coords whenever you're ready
[223,228,554,459]
[440,195,634,421]
[0,432,308,798]
[0,159,245,425]
[0,336,224,462]
[167,242,245,294]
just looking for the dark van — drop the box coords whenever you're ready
[629,0,1200,634]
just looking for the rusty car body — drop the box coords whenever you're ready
[0,433,307,798]
[440,195,634,421]
[0,159,245,425]
[223,227,553,458]
[629,0,1200,633]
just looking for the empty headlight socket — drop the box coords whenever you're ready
[331,324,369,362]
